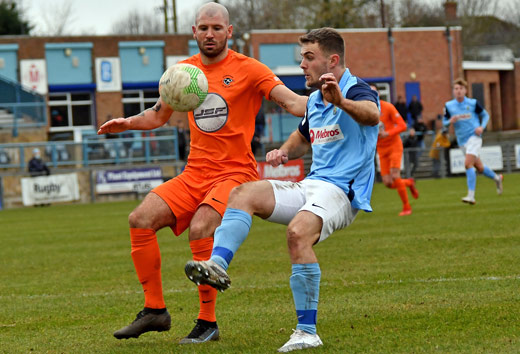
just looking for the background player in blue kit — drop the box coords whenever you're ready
[443,78,503,204]
[183,27,380,352]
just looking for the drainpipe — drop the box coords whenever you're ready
[445,26,454,94]
[388,27,396,103]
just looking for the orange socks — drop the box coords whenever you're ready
[401,178,413,188]
[390,178,411,209]
[189,238,217,323]
[129,230,217,320]
[130,228,165,309]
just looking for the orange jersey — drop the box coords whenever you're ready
[181,50,284,178]
[376,100,407,151]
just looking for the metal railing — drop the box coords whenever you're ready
[0,73,47,136]
[0,128,180,173]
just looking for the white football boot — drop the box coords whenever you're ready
[278,329,323,352]
[461,195,476,205]
[495,174,503,195]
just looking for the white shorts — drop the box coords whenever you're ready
[463,135,482,157]
[266,179,358,243]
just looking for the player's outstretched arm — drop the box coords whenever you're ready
[320,73,379,126]
[97,97,174,135]
[269,85,308,117]
[266,130,310,167]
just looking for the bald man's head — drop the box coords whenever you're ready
[195,2,229,26]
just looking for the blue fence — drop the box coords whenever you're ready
[0,128,180,173]
[265,113,301,142]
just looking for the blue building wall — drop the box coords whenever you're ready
[259,43,300,68]
[119,41,164,84]
[0,44,19,82]
[45,43,93,85]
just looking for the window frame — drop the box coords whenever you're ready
[48,91,94,132]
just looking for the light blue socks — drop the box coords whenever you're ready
[211,208,252,270]
[466,167,476,192]
[482,165,497,180]
[290,263,321,335]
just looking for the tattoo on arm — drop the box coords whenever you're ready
[272,97,288,110]
[137,102,162,117]
[152,102,162,112]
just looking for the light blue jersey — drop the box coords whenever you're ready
[298,69,379,212]
[443,97,489,146]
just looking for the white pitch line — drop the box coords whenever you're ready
[1,275,519,301]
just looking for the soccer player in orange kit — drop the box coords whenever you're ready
[371,85,419,215]
[97,2,307,344]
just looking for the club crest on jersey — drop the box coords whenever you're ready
[309,124,344,145]
[193,93,229,132]
[222,75,234,87]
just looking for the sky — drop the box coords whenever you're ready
[21,0,205,35]
[20,0,516,36]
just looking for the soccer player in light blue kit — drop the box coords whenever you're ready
[443,78,503,204]
[184,27,380,352]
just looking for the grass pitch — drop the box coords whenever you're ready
[1,174,519,353]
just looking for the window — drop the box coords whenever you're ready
[372,82,391,102]
[49,92,94,130]
[122,89,159,117]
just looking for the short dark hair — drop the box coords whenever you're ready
[299,27,345,65]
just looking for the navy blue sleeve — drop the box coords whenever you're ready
[346,79,378,104]
[475,101,484,114]
[444,105,452,119]
[298,108,310,142]
[442,105,451,126]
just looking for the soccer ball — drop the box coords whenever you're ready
[159,63,208,112]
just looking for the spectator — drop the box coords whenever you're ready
[251,107,265,155]
[403,128,420,177]
[429,127,451,178]
[51,109,66,127]
[176,119,189,161]
[413,116,428,150]
[407,95,423,125]
[0,149,10,165]
[405,117,428,176]
[394,95,408,123]
[28,148,50,177]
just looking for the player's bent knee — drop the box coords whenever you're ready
[128,207,158,229]
[228,182,258,207]
[128,209,145,229]
[188,221,209,240]
[286,227,305,248]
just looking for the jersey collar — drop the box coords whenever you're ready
[316,68,351,108]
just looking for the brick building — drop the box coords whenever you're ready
[0,26,519,143]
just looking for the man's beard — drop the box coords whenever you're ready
[198,41,226,58]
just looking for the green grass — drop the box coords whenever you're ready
[1,174,520,353]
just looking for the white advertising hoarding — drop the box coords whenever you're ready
[20,59,48,94]
[96,167,163,194]
[449,146,503,174]
[21,173,80,206]
[95,57,122,92]
[515,144,520,169]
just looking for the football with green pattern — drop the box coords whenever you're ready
[159,63,208,112]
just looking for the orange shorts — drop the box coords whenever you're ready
[378,145,403,176]
[152,166,257,236]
